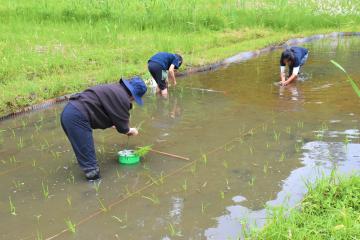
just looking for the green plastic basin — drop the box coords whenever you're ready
[118,150,140,165]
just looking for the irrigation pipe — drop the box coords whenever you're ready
[42,121,268,240]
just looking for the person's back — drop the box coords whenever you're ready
[148,52,183,96]
[279,46,309,86]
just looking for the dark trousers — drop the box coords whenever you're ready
[61,102,98,173]
[148,61,167,90]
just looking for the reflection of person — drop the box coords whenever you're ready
[148,52,183,96]
[60,77,147,181]
[279,47,309,86]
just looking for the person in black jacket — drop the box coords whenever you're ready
[60,77,147,181]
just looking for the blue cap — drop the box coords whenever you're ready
[121,77,147,106]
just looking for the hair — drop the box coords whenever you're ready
[281,49,295,64]
[175,54,183,67]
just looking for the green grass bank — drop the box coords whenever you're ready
[1,0,360,115]
[249,174,360,240]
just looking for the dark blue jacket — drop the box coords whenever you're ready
[148,52,181,70]
[280,47,308,68]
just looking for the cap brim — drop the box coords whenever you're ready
[121,79,144,106]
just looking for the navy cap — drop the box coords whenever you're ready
[121,77,147,106]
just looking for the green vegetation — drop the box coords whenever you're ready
[250,174,360,239]
[331,60,360,98]
[1,0,360,114]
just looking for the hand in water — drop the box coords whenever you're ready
[127,128,138,136]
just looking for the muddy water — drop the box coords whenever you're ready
[1,36,360,240]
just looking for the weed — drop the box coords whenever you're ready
[331,60,360,97]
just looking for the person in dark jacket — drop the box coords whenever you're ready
[60,77,147,181]
[148,52,183,96]
[279,46,309,86]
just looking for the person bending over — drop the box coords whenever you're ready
[61,77,147,181]
[148,52,183,96]
[279,46,309,86]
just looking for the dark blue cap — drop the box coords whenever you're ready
[121,77,147,106]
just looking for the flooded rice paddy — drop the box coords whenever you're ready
[1,36,360,240]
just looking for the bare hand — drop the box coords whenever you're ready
[127,128,138,136]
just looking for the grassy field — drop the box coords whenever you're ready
[1,0,360,114]
[249,174,360,240]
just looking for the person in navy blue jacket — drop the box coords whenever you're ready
[148,52,183,96]
[279,46,309,86]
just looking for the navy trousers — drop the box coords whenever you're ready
[61,102,98,173]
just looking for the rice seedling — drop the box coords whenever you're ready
[223,160,228,168]
[67,172,75,184]
[225,179,231,190]
[168,223,182,237]
[190,163,197,175]
[201,153,207,166]
[279,152,286,162]
[35,230,43,240]
[344,135,351,145]
[142,194,160,205]
[182,179,188,192]
[9,156,17,164]
[248,176,256,186]
[41,181,50,199]
[124,185,131,195]
[32,159,37,167]
[66,194,72,206]
[12,179,24,191]
[9,196,16,216]
[266,142,270,149]
[224,143,235,152]
[249,146,254,155]
[201,202,210,214]
[220,191,225,199]
[21,119,27,129]
[34,123,42,132]
[263,161,269,174]
[98,198,107,212]
[112,213,128,229]
[93,181,101,193]
[297,120,304,129]
[11,129,16,139]
[65,219,76,233]
[262,123,268,132]
[134,145,152,157]
[34,214,42,223]
[285,126,291,135]
[273,130,281,142]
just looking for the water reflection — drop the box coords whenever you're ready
[205,139,360,239]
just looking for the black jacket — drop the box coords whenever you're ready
[70,82,131,134]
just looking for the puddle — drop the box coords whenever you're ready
[1,36,360,239]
